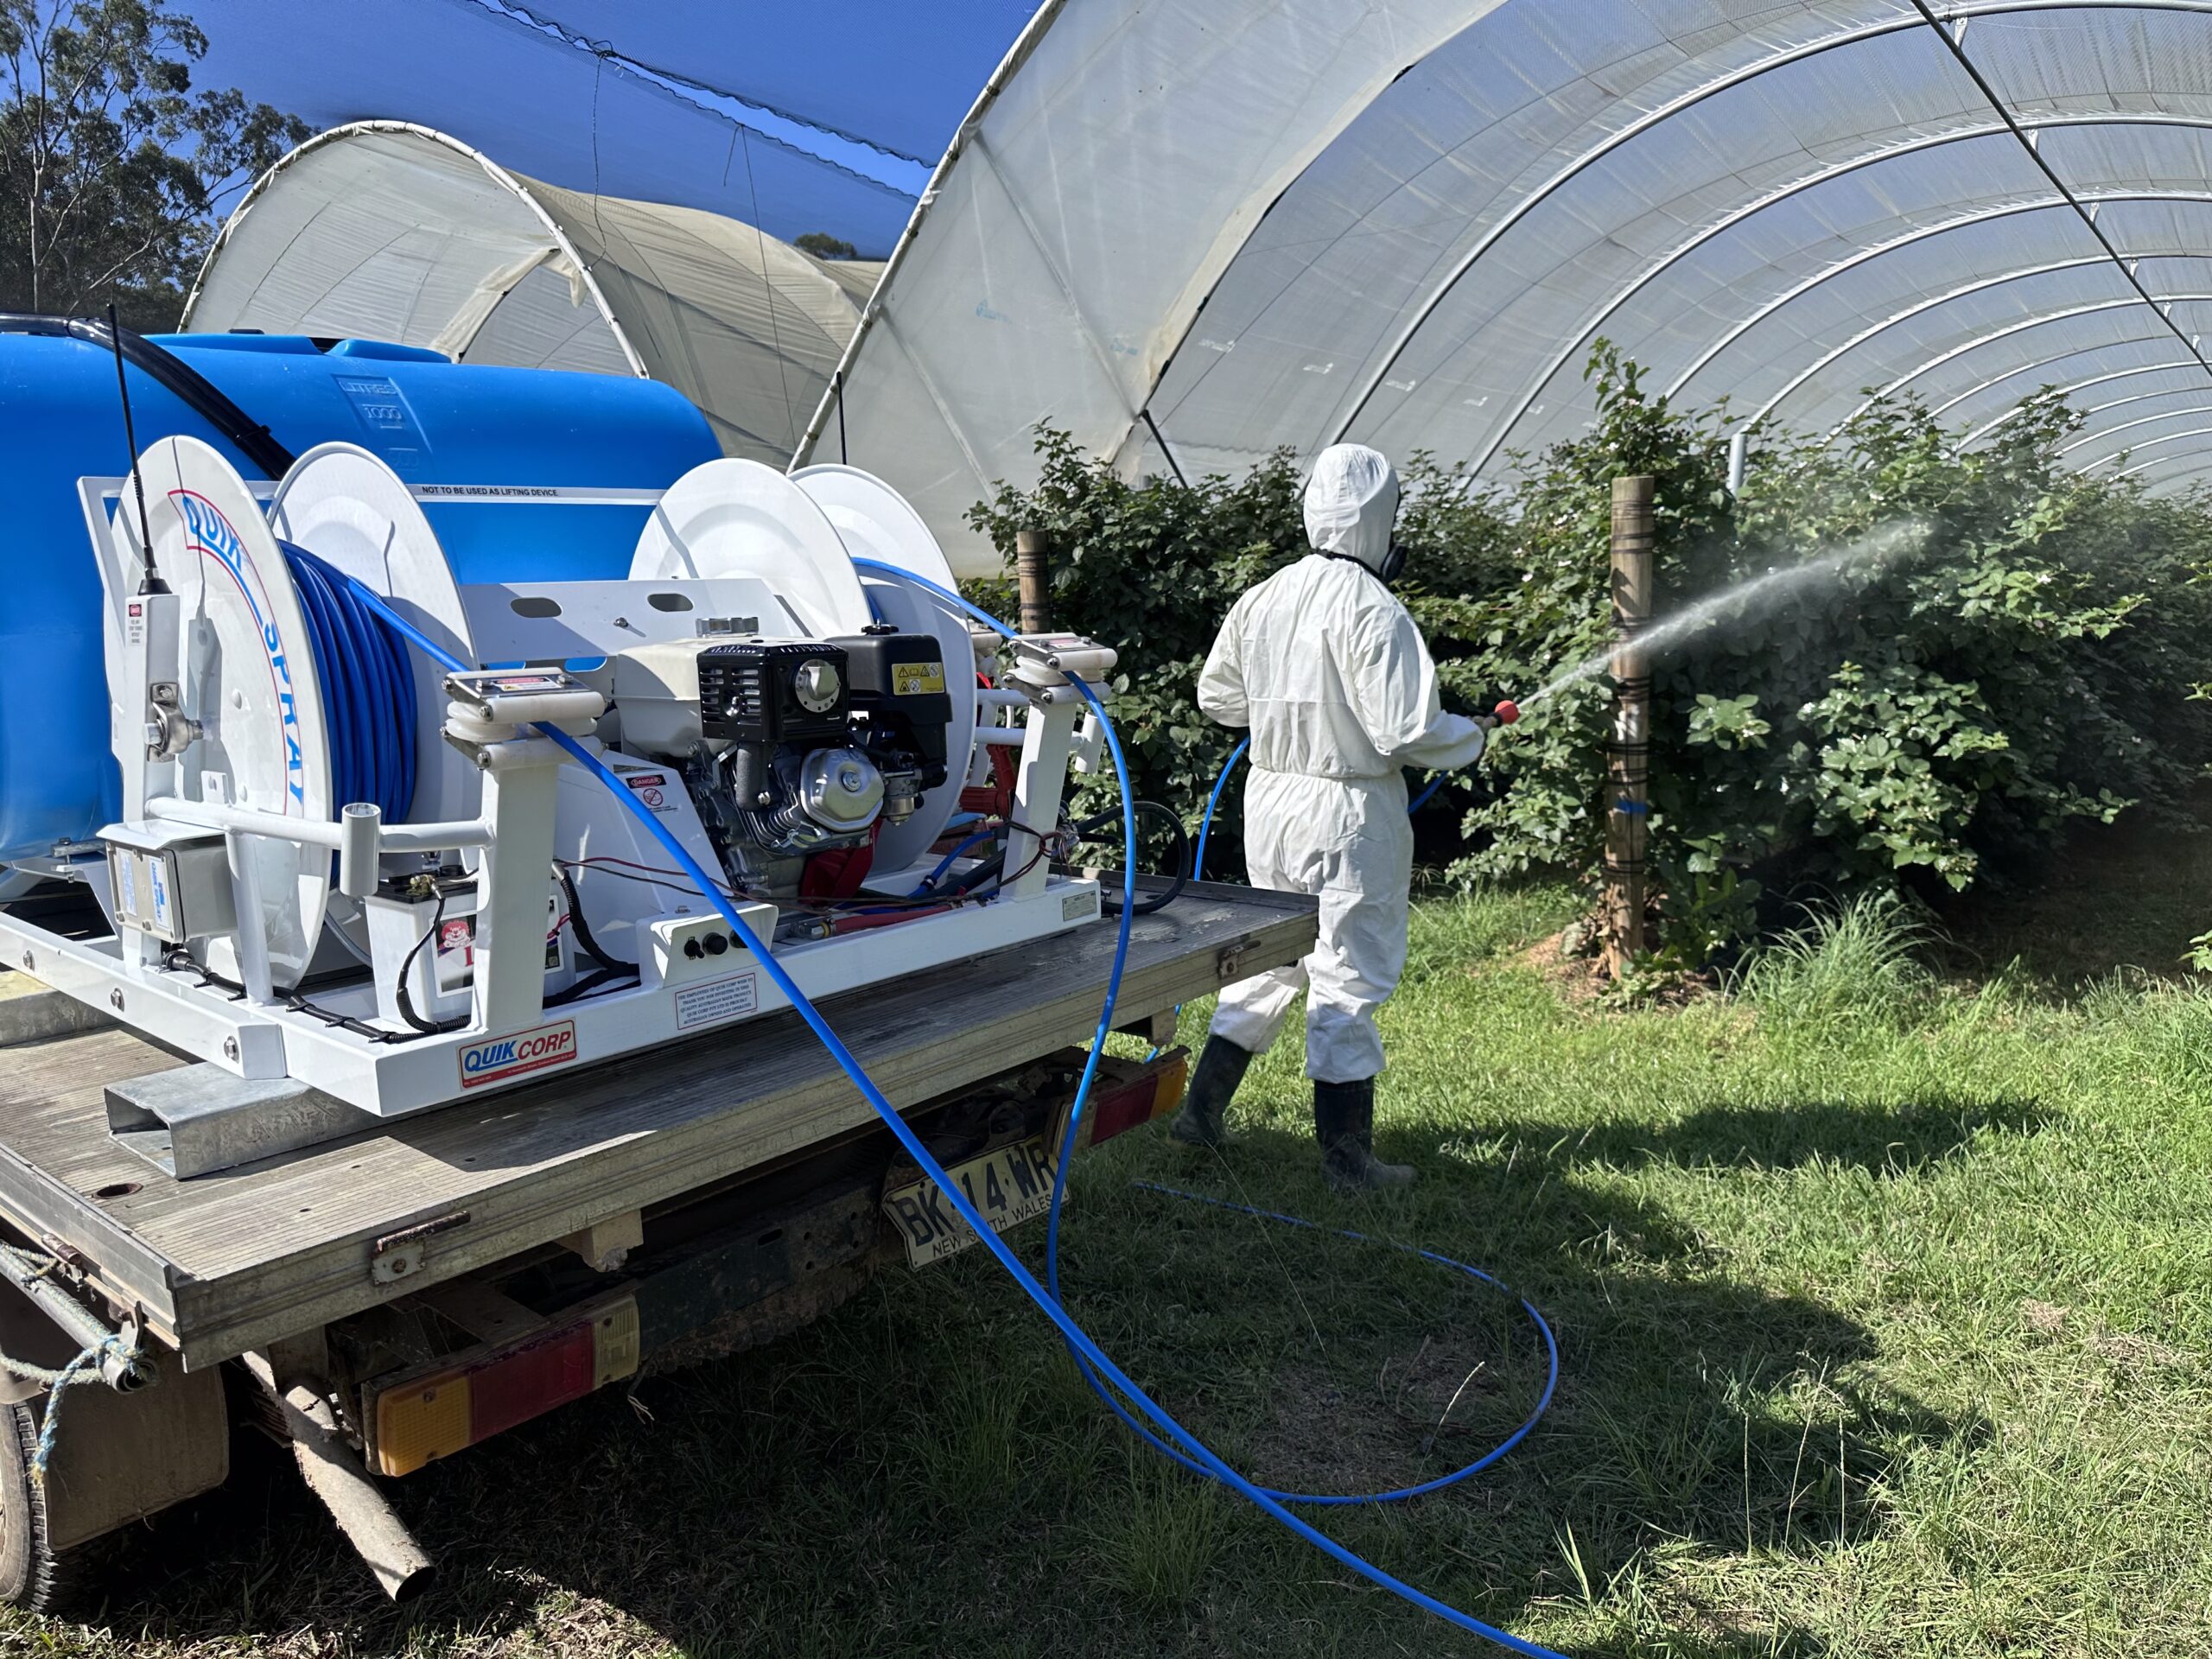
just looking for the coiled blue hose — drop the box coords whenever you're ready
[279,541,416,823]
[348,567,1566,1658]
[848,561,1565,1654]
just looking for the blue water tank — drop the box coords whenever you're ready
[0,328,721,861]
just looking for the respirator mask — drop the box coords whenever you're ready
[1376,541,1410,586]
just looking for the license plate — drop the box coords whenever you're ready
[882,1137,1060,1268]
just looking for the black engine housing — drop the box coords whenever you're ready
[829,630,952,789]
[697,640,850,745]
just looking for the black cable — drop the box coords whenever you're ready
[394,887,468,1035]
[939,818,1054,899]
[554,861,636,974]
[1140,408,1190,488]
[545,965,639,1007]
[161,947,411,1045]
[105,301,162,594]
[1079,799,1190,916]
[164,880,630,1039]
[286,990,409,1043]
[0,312,296,477]
[160,947,247,1001]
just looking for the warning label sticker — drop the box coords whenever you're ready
[674,971,759,1032]
[893,661,946,696]
[435,916,474,992]
[621,771,673,813]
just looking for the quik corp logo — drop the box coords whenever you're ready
[457,1020,578,1090]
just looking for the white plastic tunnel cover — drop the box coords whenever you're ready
[800,0,2212,575]
[186,122,886,467]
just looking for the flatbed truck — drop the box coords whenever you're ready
[0,877,1314,1607]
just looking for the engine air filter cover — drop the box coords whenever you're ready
[698,640,849,746]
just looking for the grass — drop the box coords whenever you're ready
[16,843,2212,1657]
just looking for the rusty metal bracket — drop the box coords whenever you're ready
[369,1211,470,1287]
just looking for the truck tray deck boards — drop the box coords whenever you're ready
[0,879,1316,1371]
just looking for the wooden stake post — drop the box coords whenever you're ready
[1016,528,1052,635]
[1606,475,1655,976]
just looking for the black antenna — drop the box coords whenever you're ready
[106,302,165,595]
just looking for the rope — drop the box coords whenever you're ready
[0,1332,142,1485]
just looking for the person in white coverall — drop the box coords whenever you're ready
[1168,443,1497,1193]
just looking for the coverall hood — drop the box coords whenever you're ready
[1303,443,1400,574]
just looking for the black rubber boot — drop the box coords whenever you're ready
[1168,1035,1254,1148]
[1314,1078,1415,1194]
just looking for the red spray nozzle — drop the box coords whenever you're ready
[1493,699,1521,726]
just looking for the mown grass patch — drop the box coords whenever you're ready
[15,866,2212,1657]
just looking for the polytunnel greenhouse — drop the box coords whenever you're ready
[185,122,882,464]
[792,0,2212,570]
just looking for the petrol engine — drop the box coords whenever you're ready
[609,627,953,893]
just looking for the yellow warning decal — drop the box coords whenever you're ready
[893,662,947,696]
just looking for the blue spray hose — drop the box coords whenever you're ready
[348,569,1566,1657]
[868,562,1558,1503]
[1172,734,1449,1044]
[847,561,1565,1649]
[1192,734,1250,884]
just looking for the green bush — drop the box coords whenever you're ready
[965,347,2212,960]
[967,426,1310,869]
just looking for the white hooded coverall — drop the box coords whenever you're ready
[1198,444,1488,1084]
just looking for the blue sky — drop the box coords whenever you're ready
[191,0,1039,255]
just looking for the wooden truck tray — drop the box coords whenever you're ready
[0,880,1316,1370]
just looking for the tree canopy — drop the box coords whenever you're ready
[0,0,307,330]
[794,231,859,261]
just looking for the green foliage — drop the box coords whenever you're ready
[967,426,1310,867]
[2186,929,2212,975]
[794,230,860,260]
[0,0,309,328]
[966,347,2212,962]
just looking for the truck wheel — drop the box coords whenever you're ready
[0,1401,88,1611]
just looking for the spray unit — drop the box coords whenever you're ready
[0,429,1115,1123]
